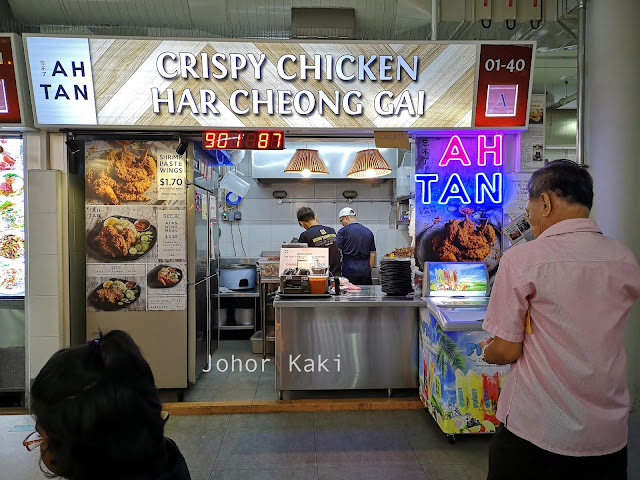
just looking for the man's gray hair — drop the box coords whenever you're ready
[527,160,593,210]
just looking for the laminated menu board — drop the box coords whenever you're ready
[0,138,24,297]
[84,140,188,312]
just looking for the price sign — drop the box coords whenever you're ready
[503,172,532,214]
[474,44,534,128]
[157,152,186,201]
[202,130,284,150]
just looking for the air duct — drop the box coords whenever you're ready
[290,8,355,39]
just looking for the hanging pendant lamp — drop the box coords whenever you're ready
[347,149,392,179]
[284,149,329,177]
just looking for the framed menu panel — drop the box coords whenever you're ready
[0,137,25,296]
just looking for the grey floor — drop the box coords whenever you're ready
[3,410,639,480]
[181,340,416,402]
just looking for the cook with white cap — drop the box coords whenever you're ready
[337,207,376,285]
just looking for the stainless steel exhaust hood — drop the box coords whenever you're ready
[252,141,398,182]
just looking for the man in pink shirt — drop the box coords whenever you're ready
[482,160,640,479]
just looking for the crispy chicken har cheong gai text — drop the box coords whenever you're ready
[86,142,157,204]
[93,219,137,258]
[431,218,496,262]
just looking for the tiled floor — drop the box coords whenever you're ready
[181,341,417,403]
[3,410,639,480]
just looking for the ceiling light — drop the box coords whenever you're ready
[284,149,329,176]
[347,149,392,179]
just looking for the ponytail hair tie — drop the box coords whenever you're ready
[87,338,101,353]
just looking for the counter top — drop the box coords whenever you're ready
[274,286,424,308]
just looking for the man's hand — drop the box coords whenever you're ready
[483,335,522,365]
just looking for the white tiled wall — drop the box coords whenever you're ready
[218,160,397,258]
[26,170,65,379]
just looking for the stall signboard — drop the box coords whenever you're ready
[0,36,22,125]
[0,138,25,296]
[23,35,534,130]
[414,134,504,276]
[419,309,510,434]
[84,140,188,312]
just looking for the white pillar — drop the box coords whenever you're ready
[586,0,640,409]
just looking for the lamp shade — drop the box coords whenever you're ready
[284,149,329,176]
[347,149,392,179]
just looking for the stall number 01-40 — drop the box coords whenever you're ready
[484,58,526,73]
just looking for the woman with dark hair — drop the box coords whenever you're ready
[24,330,191,480]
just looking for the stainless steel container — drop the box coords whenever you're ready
[235,307,255,326]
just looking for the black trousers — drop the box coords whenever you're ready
[347,275,372,285]
[488,424,627,480]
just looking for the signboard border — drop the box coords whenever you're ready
[22,34,535,132]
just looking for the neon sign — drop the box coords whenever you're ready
[416,134,503,205]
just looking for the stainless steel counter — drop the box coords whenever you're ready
[274,286,421,397]
[274,286,422,308]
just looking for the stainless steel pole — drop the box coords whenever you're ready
[577,0,587,165]
[431,0,438,40]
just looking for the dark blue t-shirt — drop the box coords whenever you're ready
[337,222,376,277]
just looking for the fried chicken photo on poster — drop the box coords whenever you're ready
[85,140,170,206]
[413,136,503,277]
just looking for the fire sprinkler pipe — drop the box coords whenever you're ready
[577,0,587,165]
[431,0,439,40]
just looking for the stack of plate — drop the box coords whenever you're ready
[379,258,413,296]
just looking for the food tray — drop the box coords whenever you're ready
[258,258,280,278]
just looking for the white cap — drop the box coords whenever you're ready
[338,207,356,218]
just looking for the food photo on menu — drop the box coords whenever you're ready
[86,276,146,312]
[85,206,158,264]
[0,264,25,296]
[85,139,184,206]
[147,264,183,289]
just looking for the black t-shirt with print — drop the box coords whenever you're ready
[298,224,342,276]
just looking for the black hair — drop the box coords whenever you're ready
[527,159,593,210]
[296,206,315,223]
[31,330,167,480]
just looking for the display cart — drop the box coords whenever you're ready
[419,262,510,443]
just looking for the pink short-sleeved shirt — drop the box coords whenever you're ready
[483,218,640,456]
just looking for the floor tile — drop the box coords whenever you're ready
[191,470,213,480]
[210,467,319,480]
[315,424,419,467]
[213,426,317,469]
[228,412,314,429]
[313,411,399,427]
[423,463,488,480]
[165,414,231,435]
[318,465,428,480]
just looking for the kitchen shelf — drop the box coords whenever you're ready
[395,194,412,202]
[266,336,275,342]
[397,220,410,225]
[260,277,281,284]
[216,290,260,298]
[219,325,256,330]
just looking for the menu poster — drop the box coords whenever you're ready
[0,138,25,297]
[85,205,158,265]
[503,172,532,215]
[86,264,147,312]
[157,209,186,262]
[157,152,187,201]
[85,141,187,312]
[279,247,329,276]
[85,140,186,206]
[519,94,546,172]
[502,213,535,246]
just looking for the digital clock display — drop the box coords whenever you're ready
[202,130,285,150]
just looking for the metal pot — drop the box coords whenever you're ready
[220,264,256,290]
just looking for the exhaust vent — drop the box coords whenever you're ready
[291,8,355,39]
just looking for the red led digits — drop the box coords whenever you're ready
[258,133,269,149]
[201,131,285,150]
